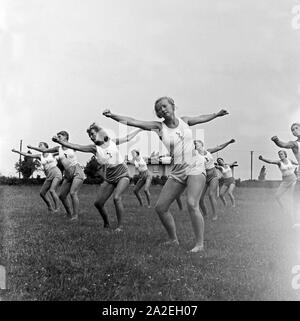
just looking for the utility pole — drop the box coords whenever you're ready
[19,140,23,179]
[250,150,254,181]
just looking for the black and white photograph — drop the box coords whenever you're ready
[1,0,300,305]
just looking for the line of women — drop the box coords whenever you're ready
[12,96,239,253]
[194,139,236,220]
[256,122,300,227]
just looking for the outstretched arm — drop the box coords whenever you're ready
[228,161,238,167]
[114,129,143,146]
[291,160,299,166]
[215,165,224,171]
[271,136,297,149]
[258,155,279,165]
[52,136,96,154]
[11,149,41,159]
[208,139,235,154]
[27,145,59,154]
[181,109,229,126]
[103,109,161,131]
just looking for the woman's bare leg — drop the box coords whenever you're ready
[219,185,229,206]
[39,180,54,212]
[69,178,84,220]
[133,178,145,207]
[176,196,183,211]
[94,181,115,228]
[58,179,72,217]
[144,175,153,208]
[228,184,236,207]
[208,177,219,220]
[186,174,206,252]
[49,177,61,211]
[155,178,186,244]
[199,183,208,217]
[113,177,130,230]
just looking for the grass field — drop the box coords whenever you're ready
[1,184,300,301]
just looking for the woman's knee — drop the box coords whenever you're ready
[155,201,168,215]
[49,188,57,196]
[187,197,199,211]
[69,191,78,199]
[94,199,104,208]
[208,190,216,199]
[113,194,122,203]
[199,197,205,207]
[39,191,46,198]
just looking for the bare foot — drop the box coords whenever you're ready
[212,216,218,221]
[70,215,78,221]
[189,245,204,253]
[114,227,123,233]
[162,239,179,246]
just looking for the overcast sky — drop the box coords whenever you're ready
[1,0,300,180]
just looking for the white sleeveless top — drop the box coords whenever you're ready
[221,165,233,178]
[40,153,57,173]
[134,157,148,173]
[295,141,300,162]
[58,146,78,169]
[204,151,215,170]
[279,159,295,177]
[160,118,194,165]
[295,141,300,176]
[191,151,206,174]
[95,140,124,168]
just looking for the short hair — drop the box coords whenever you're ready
[57,131,69,140]
[291,123,300,130]
[154,96,175,109]
[217,157,224,163]
[154,97,175,118]
[40,142,49,149]
[278,150,287,158]
[194,139,204,146]
[86,123,102,135]
[86,123,109,142]
[132,149,140,156]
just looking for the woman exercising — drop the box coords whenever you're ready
[12,143,62,213]
[102,97,228,253]
[259,152,298,225]
[194,139,236,220]
[215,158,237,208]
[28,131,86,221]
[52,126,142,232]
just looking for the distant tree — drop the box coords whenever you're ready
[15,150,40,179]
[258,165,267,181]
